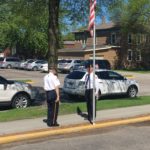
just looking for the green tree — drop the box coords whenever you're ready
[1,0,115,65]
[109,0,150,69]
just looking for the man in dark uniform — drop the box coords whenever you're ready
[44,66,60,127]
[83,64,99,123]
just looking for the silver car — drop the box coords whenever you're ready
[58,59,83,73]
[26,60,47,71]
[63,70,139,99]
[0,76,36,108]
[19,59,34,69]
[0,57,21,69]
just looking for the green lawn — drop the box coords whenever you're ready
[0,96,150,122]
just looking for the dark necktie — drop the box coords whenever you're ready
[85,74,90,89]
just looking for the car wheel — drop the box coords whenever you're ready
[12,94,30,108]
[7,65,12,69]
[127,86,138,98]
[32,66,38,71]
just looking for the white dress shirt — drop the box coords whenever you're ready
[82,72,99,95]
[44,72,60,91]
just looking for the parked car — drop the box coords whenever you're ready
[58,59,83,72]
[0,57,21,69]
[39,59,67,72]
[72,59,111,71]
[19,59,34,69]
[26,60,47,71]
[63,70,139,99]
[39,62,48,72]
[0,76,36,108]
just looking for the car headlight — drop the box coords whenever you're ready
[78,81,85,87]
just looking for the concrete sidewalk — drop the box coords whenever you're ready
[0,105,150,136]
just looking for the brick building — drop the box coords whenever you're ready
[58,21,150,69]
[58,22,121,68]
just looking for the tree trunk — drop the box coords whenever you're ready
[47,0,60,68]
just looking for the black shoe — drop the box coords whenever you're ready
[47,123,53,127]
[47,123,60,127]
[52,123,60,127]
[43,119,47,123]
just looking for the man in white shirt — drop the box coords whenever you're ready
[84,64,99,123]
[44,66,60,127]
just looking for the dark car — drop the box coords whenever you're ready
[73,59,111,71]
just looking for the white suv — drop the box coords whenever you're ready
[63,70,139,99]
[0,76,36,108]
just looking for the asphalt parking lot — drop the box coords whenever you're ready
[0,69,150,103]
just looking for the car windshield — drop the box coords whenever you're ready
[40,61,47,64]
[35,60,45,64]
[65,60,72,63]
[58,60,66,63]
[67,71,85,79]
[27,60,34,63]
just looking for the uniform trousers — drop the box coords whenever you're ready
[85,89,96,121]
[46,90,59,125]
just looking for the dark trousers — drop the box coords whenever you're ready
[46,90,59,125]
[85,89,96,121]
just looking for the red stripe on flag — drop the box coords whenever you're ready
[88,0,96,37]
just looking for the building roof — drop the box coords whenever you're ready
[59,45,120,53]
[73,22,119,33]
[95,22,117,30]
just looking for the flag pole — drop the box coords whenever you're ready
[92,17,96,125]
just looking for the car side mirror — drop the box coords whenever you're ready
[4,83,7,90]
[123,77,127,80]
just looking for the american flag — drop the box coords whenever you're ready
[88,0,96,37]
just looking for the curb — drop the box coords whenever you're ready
[124,75,134,78]
[0,115,150,145]
[26,81,34,84]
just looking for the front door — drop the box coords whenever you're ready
[107,71,127,94]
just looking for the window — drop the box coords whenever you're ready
[127,49,133,61]
[108,71,124,80]
[0,76,7,84]
[66,60,72,63]
[6,58,20,62]
[67,71,85,79]
[136,50,141,61]
[96,71,109,80]
[0,57,4,61]
[111,33,116,44]
[136,34,141,44]
[84,60,111,70]
[74,60,82,63]
[128,34,132,44]
[27,60,34,63]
